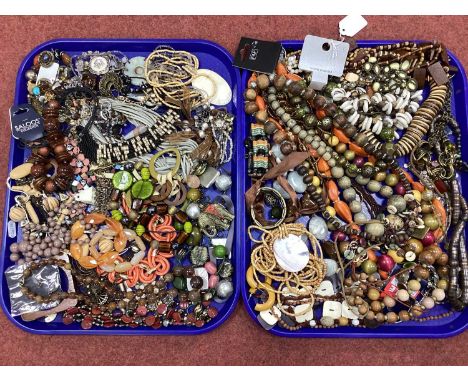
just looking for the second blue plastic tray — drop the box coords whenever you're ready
[239,40,468,338]
[0,38,242,335]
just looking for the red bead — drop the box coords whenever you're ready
[62,315,74,325]
[422,231,436,246]
[91,307,101,315]
[81,319,93,330]
[195,320,205,328]
[152,319,162,329]
[136,305,147,316]
[156,303,167,315]
[207,306,218,318]
[172,312,182,323]
[103,321,114,328]
[121,315,133,324]
[435,179,448,193]
[377,254,395,273]
[166,308,175,319]
[145,315,156,326]
[395,182,406,195]
[67,307,79,315]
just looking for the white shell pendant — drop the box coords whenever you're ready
[192,69,232,106]
[308,215,329,240]
[124,56,146,86]
[273,234,309,272]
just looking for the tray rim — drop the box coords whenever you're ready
[0,37,243,336]
[240,39,468,338]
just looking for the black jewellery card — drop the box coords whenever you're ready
[233,37,282,74]
[10,104,45,142]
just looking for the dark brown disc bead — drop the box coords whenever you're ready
[245,102,259,115]
[54,176,70,190]
[287,81,304,96]
[333,114,348,128]
[44,119,59,131]
[47,99,60,110]
[414,265,430,279]
[273,75,287,90]
[325,103,338,116]
[354,133,368,147]
[163,272,174,283]
[158,241,172,253]
[55,151,72,163]
[303,175,314,184]
[297,166,308,176]
[437,265,450,278]
[188,290,201,302]
[264,120,278,135]
[183,266,195,278]
[303,88,316,101]
[178,291,189,302]
[313,95,327,109]
[280,141,294,155]
[33,176,47,190]
[57,164,73,177]
[190,276,203,290]
[344,124,357,138]
[30,163,46,177]
[172,266,184,277]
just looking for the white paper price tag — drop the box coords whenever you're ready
[298,35,349,90]
[339,15,368,37]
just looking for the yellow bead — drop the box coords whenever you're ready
[326,206,336,217]
[328,136,340,146]
[387,249,404,264]
[315,186,322,194]
[312,176,320,187]
[412,190,422,202]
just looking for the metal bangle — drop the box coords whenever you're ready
[250,186,287,229]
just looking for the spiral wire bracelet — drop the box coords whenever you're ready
[144,48,206,108]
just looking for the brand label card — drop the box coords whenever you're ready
[10,104,45,141]
[299,35,349,90]
[233,37,282,74]
[299,35,349,77]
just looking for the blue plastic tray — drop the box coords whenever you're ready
[0,38,242,335]
[240,40,468,338]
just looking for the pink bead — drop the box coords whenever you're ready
[422,231,436,246]
[204,261,217,275]
[377,254,395,273]
[208,275,219,288]
[395,182,406,195]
